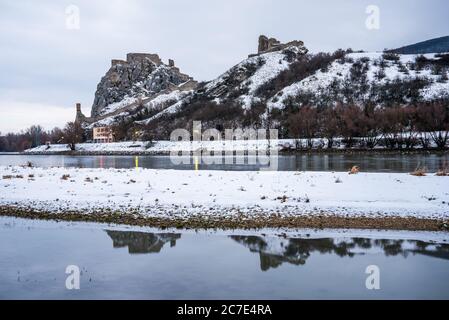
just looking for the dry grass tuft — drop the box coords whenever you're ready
[410,167,427,177]
[435,166,449,176]
[349,166,360,175]
[2,175,23,179]
[20,161,33,168]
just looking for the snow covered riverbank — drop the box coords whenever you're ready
[1,166,448,230]
[23,136,446,155]
[24,140,291,155]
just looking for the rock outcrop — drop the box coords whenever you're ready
[91,53,195,117]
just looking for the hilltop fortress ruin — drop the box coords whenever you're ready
[110,53,186,74]
[76,52,197,125]
[249,35,306,57]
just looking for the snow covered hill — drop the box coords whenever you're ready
[267,51,449,111]
[83,36,449,139]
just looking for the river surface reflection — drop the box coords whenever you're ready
[0,153,448,172]
[1,217,448,299]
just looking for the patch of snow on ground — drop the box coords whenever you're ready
[1,166,448,219]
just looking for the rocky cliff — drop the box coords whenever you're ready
[91,53,195,118]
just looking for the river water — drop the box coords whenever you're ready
[0,153,448,172]
[0,217,448,299]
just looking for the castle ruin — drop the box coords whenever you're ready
[75,103,89,124]
[249,35,306,57]
[111,53,162,67]
[75,52,198,127]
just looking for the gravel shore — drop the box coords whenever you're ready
[1,206,448,232]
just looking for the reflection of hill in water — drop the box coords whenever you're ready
[231,236,449,271]
[105,230,181,254]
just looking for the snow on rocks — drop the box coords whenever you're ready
[1,166,448,221]
[98,96,141,117]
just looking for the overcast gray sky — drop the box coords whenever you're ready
[0,0,448,133]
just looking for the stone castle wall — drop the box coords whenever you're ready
[111,53,164,67]
[249,35,306,57]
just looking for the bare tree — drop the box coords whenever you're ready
[288,106,318,149]
[335,104,361,148]
[63,122,84,151]
[379,107,406,149]
[26,125,45,148]
[416,102,449,149]
[319,107,339,149]
[401,106,419,149]
[358,106,382,149]
[415,103,432,149]
[49,127,65,144]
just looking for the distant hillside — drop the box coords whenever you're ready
[389,36,449,54]
[79,35,449,140]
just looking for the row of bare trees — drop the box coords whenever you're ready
[286,102,449,150]
[0,122,84,152]
[1,102,448,152]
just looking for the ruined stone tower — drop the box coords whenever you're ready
[249,35,307,57]
[75,103,83,123]
[75,103,94,124]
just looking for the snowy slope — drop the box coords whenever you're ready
[268,52,449,110]
[204,46,306,109]
[90,90,193,128]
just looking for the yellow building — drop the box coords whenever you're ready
[93,127,114,143]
